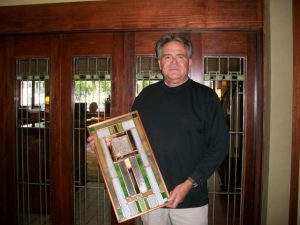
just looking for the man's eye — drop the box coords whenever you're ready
[163,56,171,60]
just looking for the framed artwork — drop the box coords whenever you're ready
[88,111,169,223]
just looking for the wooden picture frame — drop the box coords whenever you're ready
[88,111,169,223]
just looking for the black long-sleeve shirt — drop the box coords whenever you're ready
[132,79,229,208]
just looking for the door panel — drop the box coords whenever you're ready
[13,35,56,225]
[62,32,136,225]
[195,32,261,225]
[197,32,261,225]
[64,32,114,225]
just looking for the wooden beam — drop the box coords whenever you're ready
[0,0,263,34]
[0,36,18,225]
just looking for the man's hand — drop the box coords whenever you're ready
[165,179,193,208]
[87,136,96,153]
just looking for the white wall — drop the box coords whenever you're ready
[262,0,293,225]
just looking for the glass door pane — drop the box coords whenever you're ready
[73,56,112,225]
[16,58,51,225]
[204,56,245,225]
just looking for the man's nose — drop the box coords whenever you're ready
[171,56,178,63]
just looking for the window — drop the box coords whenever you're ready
[204,56,245,225]
[73,56,111,115]
[17,58,49,109]
[136,55,163,95]
[73,56,112,225]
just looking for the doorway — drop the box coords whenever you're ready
[12,31,262,225]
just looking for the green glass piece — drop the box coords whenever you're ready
[136,156,151,190]
[114,163,129,197]
[136,201,142,213]
[117,123,124,132]
[132,113,137,118]
[225,74,232,80]
[144,198,150,210]
[109,126,115,135]
[216,74,223,80]
[90,127,95,133]
[117,208,124,220]
[204,74,210,81]
[161,192,167,199]
[137,197,147,212]
[238,75,244,80]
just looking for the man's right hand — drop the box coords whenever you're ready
[87,136,96,153]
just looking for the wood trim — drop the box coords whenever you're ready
[253,30,264,225]
[190,33,204,83]
[50,34,74,225]
[0,0,263,34]
[0,36,18,225]
[289,0,300,224]
[111,32,136,117]
[241,31,263,225]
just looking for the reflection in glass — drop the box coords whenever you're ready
[204,56,245,225]
[16,58,50,225]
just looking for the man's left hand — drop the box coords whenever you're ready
[165,179,193,208]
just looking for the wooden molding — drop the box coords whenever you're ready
[0,0,263,34]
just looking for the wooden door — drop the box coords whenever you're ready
[62,32,136,225]
[5,34,62,225]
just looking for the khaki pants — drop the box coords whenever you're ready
[141,205,208,225]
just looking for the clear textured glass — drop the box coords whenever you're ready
[16,58,50,225]
[204,56,245,225]
[73,56,112,225]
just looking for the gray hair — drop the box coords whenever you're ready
[155,34,194,59]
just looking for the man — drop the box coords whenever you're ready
[89,34,228,225]
[130,34,228,225]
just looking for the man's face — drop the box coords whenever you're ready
[158,40,192,87]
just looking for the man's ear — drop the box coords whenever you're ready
[158,60,162,70]
[189,58,193,67]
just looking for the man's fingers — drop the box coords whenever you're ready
[87,136,96,153]
[165,192,179,208]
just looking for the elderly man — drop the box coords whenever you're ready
[131,34,228,225]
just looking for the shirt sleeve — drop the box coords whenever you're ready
[190,89,229,186]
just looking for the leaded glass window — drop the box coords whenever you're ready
[16,58,50,225]
[73,56,112,225]
[204,56,245,225]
